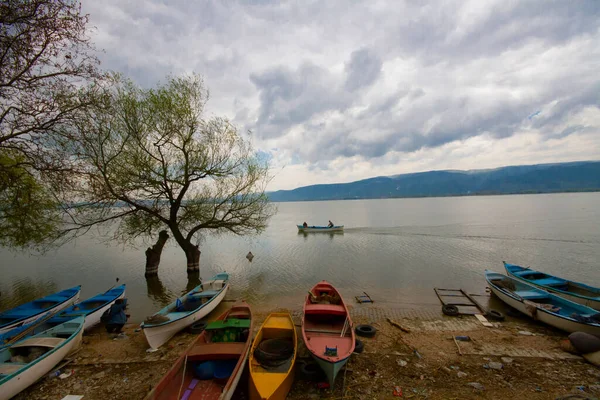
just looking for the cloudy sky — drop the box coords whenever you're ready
[83,0,600,191]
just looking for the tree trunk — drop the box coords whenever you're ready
[145,230,169,276]
[185,244,201,273]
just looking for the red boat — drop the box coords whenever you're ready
[145,301,252,400]
[301,281,355,386]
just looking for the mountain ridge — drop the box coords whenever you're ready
[267,161,600,202]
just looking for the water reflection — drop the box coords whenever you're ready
[298,231,344,240]
[0,278,58,311]
[183,271,202,295]
[145,275,173,306]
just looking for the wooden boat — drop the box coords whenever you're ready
[302,281,355,386]
[297,225,344,233]
[0,316,84,400]
[504,261,600,310]
[0,284,126,349]
[486,271,600,337]
[145,302,252,400]
[142,273,229,350]
[248,313,297,400]
[0,286,81,334]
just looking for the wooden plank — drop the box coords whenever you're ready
[474,314,493,327]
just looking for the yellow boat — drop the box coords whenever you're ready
[248,313,297,400]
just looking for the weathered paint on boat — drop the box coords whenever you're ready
[142,273,229,350]
[0,286,81,334]
[145,302,253,400]
[248,313,297,400]
[302,281,355,386]
[504,261,600,311]
[0,316,84,400]
[486,270,600,337]
[297,225,344,233]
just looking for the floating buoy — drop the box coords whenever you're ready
[246,251,254,261]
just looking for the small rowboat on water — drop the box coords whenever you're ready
[504,261,600,311]
[486,270,600,337]
[142,273,229,350]
[302,281,355,386]
[0,316,84,400]
[0,286,81,334]
[248,313,297,400]
[0,284,126,349]
[145,302,253,400]
[297,225,344,233]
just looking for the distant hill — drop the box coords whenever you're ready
[267,161,600,202]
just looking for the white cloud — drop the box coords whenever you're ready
[83,0,600,191]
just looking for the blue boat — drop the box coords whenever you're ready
[0,286,81,334]
[486,270,600,337]
[0,284,126,348]
[297,224,344,233]
[504,262,600,311]
[0,316,84,399]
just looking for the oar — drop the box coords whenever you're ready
[105,277,121,293]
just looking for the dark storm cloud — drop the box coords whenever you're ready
[344,48,383,91]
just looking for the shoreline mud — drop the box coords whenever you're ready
[14,300,600,400]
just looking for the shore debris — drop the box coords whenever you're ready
[483,362,503,370]
[392,386,402,396]
[387,318,411,333]
[468,382,485,390]
[246,251,254,261]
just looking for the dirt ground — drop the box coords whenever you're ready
[14,302,600,400]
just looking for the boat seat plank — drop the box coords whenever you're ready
[0,363,25,374]
[12,336,66,348]
[206,318,251,330]
[165,312,189,320]
[514,290,550,300]
[193,290,219,298]
[187,342,246,361]
[515,271,538,277]
[532,278,567,287]
[305,304,346,316]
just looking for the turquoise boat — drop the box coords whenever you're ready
[0,284,126,349]
[0,316,84,399]
[0,286,81,334]
[504,262,600,311]
[297,225,344,233]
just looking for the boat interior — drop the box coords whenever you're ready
[152,305,250,400]
[509,265,600,297]
[0,321,80,378]
[250,314,295,374]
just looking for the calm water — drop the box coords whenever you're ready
[1,192,599,322]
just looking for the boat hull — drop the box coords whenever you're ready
[82,290,126,330]
[312,354,349,387]
[0,318,84,400]
[297,225,344,233]
[504,262,600,311]
[143,283,229,350]
[248,313,296,400]
[487,272,600,337]
[0,287,81,334]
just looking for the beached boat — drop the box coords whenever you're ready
[142,273,229,350]
[0,286,81,334]
[302,281,355,386]
[0,284,126,349]
[504,262,600,310]
[486,271,600,337]
[0,316,84,400]
[145,302,252,400]
[297,225,344,233]
[248,313,297,400]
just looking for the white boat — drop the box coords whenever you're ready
[0,316,84,400]
[297,225,344,233]
[0,286,81,334]
[486,271,600,337]
[141,273,229,350]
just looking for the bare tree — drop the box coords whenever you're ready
[0,0,101,248]
[60,74,275,274]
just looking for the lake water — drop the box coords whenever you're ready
[1,192,599,322]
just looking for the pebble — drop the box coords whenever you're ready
[518,330,534,336]
[484,362,503,370]
[92,371,106,379]
[468,382,485,390]
[397,359,407,367]
[457,371,468,378]
[501,357,513,364]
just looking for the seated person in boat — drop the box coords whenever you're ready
[104,299,128,334]
[303,221,308,228]
[328,220,334,228]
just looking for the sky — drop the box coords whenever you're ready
[82,0,600,191]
